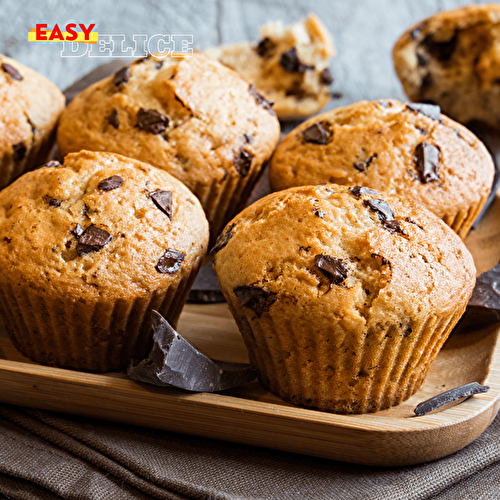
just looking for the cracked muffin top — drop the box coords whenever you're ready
[0,150,209,299]
[0,54,65,189]
[56,53,281,236]
[269,99,494,239]
[213,183,476,331]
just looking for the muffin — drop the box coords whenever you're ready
[0,150,209,372]
[393,4,500,129]
[204,13,336,120]
[269,99,495,239]
[213,184,476,414]
[56,53,280,239]
[0,54,65,189]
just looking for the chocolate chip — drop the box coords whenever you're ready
[330,92,343,99]
[72,223,84,239]
[383,220,406,235]
[364,198,395,221]
[113,65,130,86]
[3,237,11,244]
[43,195,61,207]
[76,225,112,256]
[38,160,61,169]
[136,108,169,134]
[243,133,253,144]
[249,84,275,115]
[315,254,349,285]
[301,121,331,145]
[213,223,235,254]
[354,153,377,172]
[349,186,378,198]
[314,209,325,218]
[233,285,277,318]
[415,142,440,183]
[255,37,276,57]
[150,190,172,220]
[233,147,254,177]
[279,47,314,73]
[155,61,163,69]
[2,63,23,81]
[98,175,124,192]
[320,68,334,85]
[12,142,26,162]
[406,103,441,121]
[371,253,391,267]
[107,109,119,129]
[422,33,457,61]
[156,249,185,274]
[299,246,311,252]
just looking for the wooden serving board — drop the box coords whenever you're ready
[1,195,500,467]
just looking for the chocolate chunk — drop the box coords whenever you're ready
[314,209,325,218]
[2,63,23,81]
[107,109,119,129]
[3,237,11,244]
[136,108,169,134]
[302,122,331,145]
[76,225,112,256]
[249,84,275,115]
[383,220,406,235]
[354,153,377,172]
[406,103,441,122]
[156,249,184,274]
[255,37,276,57]
[98,175,124,192]
[233,147,254,177]
[71,223,84,239]
[330,91,344,99]
[150,190,173,220]
[315,254,349,285]
[415,142,440,183]
[243,133,253,144]
[43,195,61,207]
[12,142,26,162]
[364,198,395,221]
[279,47,314,73]
[414,382,489,417]
[188,263,225,303]
[113,65,130,86]
[320,68,334,85]
[155,61,163,70]
[422,33,457,61]
[213,223,235,254]
[233,285,277,318]
[349,186,378,198]
[39,160,61,169]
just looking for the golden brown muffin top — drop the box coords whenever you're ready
[0,150,209,299]
[213,184,476,325]
[57,52,280,198]
[269,99,494,238]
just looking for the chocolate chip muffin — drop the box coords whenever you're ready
[213,184,476,414]
[56,53,280,240]
[393,4,500,129]
[0,54,65,189]
[269,99,494,239]
[204,13,336,121]
[0,150,209,372]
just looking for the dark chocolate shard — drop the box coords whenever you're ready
[415,142,440,183]
[279,47,314,73]
[188,262,225,303]
[315,254,349,285]
[234,285,277,318]
[12,142,26,162]
[136,108,169,134]
[156,249,184,274]
[414,382,489,417]
[249,84,275,115]
[255,37,276,57]
[128,311,257,392]
[383,219,406,235]
[107,109,119,129]
[320,68,334,85]
[212,223,235,254]
[43,195,61,208]
[150,190,173,220]
[233,147,254,177]
[364,198,395,221]
[98,175,124,192]
[406,102,441,122]
[76,225,112,256]
[2,62,23,81]
[349,186,378,198]
[113,65,130,86]
[302,122,331,145]
[422,33,457,61]
[354,152,377,172]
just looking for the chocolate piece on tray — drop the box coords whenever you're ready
[128,311,258,392]
[188,263,226,303]
[414,382,489,416]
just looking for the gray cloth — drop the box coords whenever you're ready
[1,404,500,499]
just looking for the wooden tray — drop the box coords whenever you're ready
[1,195,500,468]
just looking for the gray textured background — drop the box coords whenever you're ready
[0,0,492,108]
